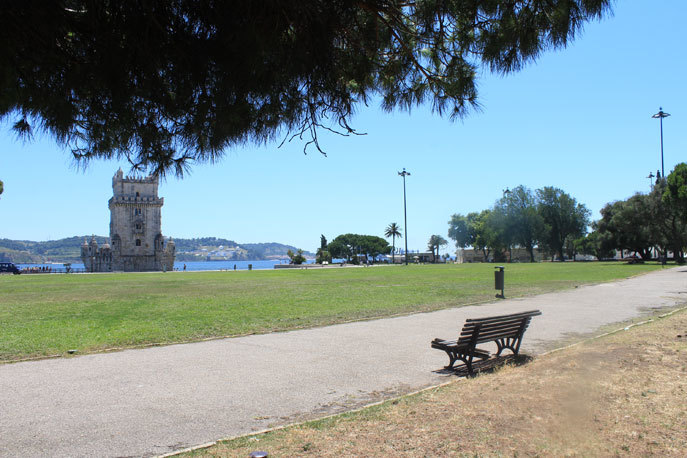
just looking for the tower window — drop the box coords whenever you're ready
[136,192,140,198]
[134,208,141,215]
[135,223,142,230]
[136,239,141,246]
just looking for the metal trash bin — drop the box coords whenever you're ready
[494,266,505,298]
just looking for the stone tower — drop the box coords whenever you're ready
[109,169,175,271]
[81,169,175,272]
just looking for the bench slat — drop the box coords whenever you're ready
[458,330,522,342]
[457,332,526,345]
[465,310,541,324]
[461,318,531,333]
[464,317,532,326]
[458,329,526,344]
[459,320,530,337]
[460,319,529,333]
[470,328,530,343]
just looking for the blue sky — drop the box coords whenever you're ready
[1,1,686,255]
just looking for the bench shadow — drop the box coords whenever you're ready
[433,354,534,378]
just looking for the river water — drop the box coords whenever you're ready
[17,259,317,273]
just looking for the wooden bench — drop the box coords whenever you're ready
[431,310,542,375]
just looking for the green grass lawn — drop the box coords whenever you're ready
[0,262,664,361]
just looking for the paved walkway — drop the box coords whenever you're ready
[1,267,685,457]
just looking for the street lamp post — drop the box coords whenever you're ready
[398,168,410,265]
[652,107,670,178]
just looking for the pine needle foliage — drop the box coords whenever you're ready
[1,1,611,176]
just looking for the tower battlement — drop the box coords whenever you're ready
[112,168,160,183]
[112,168,159,200]
[112,168,158,185]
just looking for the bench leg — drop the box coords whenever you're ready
[495,337,521,356]
[452,353,475,375]
[464,356,474,375]
[436,347,487,375]
[440,350,458,369]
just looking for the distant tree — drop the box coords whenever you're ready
[328,234,359,262]
[645,181,671,260]
[473,210,501,261]
[315,249,331,264]
[287,249,306,265]
[0,179,3,197]
[384,223,402,263]
[595,201,621,256]
[536,187,590,261]
[358,235,392,261]
[447,214,475,249]
[482,209,514,262]
[316,234,331,264]
[596,194,654,260]
[662,163,687,263]
[564,234,578,260]
[427,235,448,262]
[486,204,514,262]
[495,185,543,262]
[448,211,498,260]
[590,166,687,264]
[574,230,615,261]
[450,186,589,262]
[327,239,350,262]
[1,2,611,176]
[427,236,436,262]
[329,233,390,263]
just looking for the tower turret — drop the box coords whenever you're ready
[89,235,98,255]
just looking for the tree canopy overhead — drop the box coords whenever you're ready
[2,1,610,176]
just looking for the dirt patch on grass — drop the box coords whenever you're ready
[191,309,687,457]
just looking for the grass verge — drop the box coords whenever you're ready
[188,307,687,457]
[0,262,664,361]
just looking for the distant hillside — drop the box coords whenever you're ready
[172,237,239,252]
[0,236,312,263]
[172,238,313,261]
[241,242,309,259]
[0,236,109,263]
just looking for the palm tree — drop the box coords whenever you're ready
[384,223,403,264]
[428,235,448,263]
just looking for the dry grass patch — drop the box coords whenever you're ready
[191,309,687,457]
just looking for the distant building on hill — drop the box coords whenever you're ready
[81,169,175,272]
